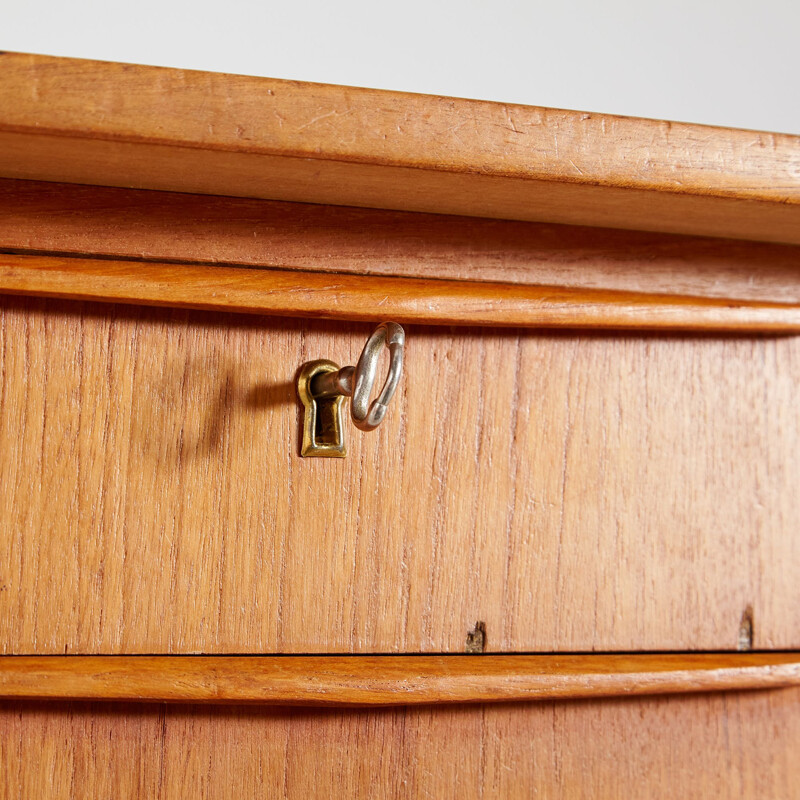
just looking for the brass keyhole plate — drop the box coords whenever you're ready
[297,359,347,457]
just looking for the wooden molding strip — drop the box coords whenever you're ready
[3,178,800,305]
[1,53,799,244]
[1,654,798,706]
[2,252,800,331]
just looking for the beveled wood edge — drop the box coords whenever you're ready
[7,52,798,198]
[2,252,800,331]
[1,654,798,706]
[1,52,799,244]
[3,177,800,304]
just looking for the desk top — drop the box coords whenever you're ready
[1,51,799,244]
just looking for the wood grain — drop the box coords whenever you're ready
[3,252,800,331]
[1,53,799,244]
[1,296,798,654]
[2,688,800,797]
[1,654,798,705]
[3,178,800,303]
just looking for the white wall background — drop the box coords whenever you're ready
[3,0,799,134]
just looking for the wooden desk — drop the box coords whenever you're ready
[1,51,799,797]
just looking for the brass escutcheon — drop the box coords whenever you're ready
[296,322,405,457]
[297,359,348,457]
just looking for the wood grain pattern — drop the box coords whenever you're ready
[1,296,798,654]
[1,654,798,705]
[2,688,800,797]
[3,252,800,331]
[3,178,800,303]
[1,53,799,243]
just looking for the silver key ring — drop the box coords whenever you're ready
[350,322,405,431]
[308,322,405,433]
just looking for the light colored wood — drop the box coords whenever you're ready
[3,252,800,331]
[1,53,799,244]
[2,296,799,654]
[2,688,800,797]
[3,178,800,303]
[1,654,798,704]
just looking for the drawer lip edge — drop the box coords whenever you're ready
[3,252,800,332]
[1,653,798,706]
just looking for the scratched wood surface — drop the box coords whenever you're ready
[1,53,799,244]
[2,688,800,798]
[3,178,800,303]
[1,296,798,654]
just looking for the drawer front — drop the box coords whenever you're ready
[2,687,800,798]
[1,295,798,654]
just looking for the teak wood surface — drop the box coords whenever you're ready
[4,252,800,332]
[1,53,799,244]
[2,51,800,797]
[3,179,800,304]
[2,296,798,655]
[4,178,800,333]
[2,688,800,798]
[1,654,798,705]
